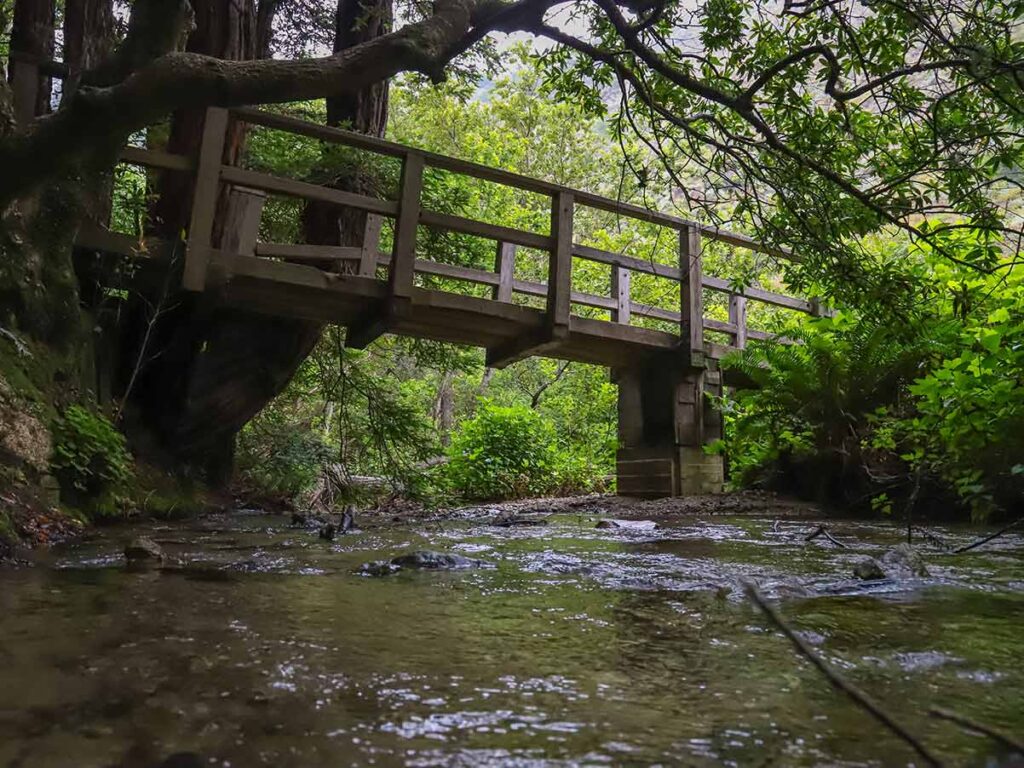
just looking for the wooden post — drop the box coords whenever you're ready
[547,191,574,336]
[183,107,229,291]
[359,213,383,277]
[347,153,422,349]
[611,265,631,324]
[388,152,424,307]
[680,224,703,361]
[729,294,747,349]
[493,241,516,302]
[220,186,266,256]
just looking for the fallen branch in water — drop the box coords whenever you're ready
[805,524,849,548]
[929,707,1023,753]
[743,581,944,768]
[912,526,953,551]
[953,518,1022,554]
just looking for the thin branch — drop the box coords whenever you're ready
[929,707,1024,753]
[805,524,848,548]
[953,518,1022,554]
[744,581,945,768]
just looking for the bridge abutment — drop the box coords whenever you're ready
[614,363,725,498]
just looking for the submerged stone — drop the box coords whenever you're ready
[853,557,886,580]
[881,544,930,578]
[124,536,163,563]
[359,550,489,576]
[390,551,486,570]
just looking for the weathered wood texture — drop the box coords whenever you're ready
[83,105,820,371]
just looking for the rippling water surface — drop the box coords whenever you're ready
[1,508,1022,767]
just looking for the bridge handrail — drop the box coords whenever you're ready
[102,106,822,357]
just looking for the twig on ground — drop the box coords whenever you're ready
[805,524,849,548]
[912,526,952,551]
[929,707,1023,753]
[743,581,944,768]
[953,519,1022,554]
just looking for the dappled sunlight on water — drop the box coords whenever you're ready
[0,511,1021,767]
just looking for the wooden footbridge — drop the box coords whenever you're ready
[75,106,822,498]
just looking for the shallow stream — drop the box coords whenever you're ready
[1,506,1022,767]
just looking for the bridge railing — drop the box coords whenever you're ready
[81,104,823,362]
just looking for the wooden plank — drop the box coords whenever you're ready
[611,266,631,324]
[119,146,194,173]
[419,210,550,251]
[220,186,266,256]
[548,191,573,331]
[183,107,229,291]
[230,107,798,261]
[572,243,683,281]
[632,303,679,324]
[679,224,703,359]
[485,327,568,369]
[729,294,747,349]
[511,278,616,312]
[376,253,501,286]
[220,166,399,217]
[494,242,516,302]
[389,152,424,303]
[231,106,559,198]
[702,274,812,313]
[349,153,423,349]
[359,214,384,277]
[256,243,362,261]
[75,224,155,258]
[704,317,739,335]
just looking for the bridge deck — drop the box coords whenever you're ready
[74,105,822,377]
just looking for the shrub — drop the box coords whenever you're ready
[236,422,333,498]
[51,405,134,519]
[446,401,557,500]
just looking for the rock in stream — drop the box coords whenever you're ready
[359,550,490,577]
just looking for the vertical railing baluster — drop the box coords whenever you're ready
[729,294,747,349]
[679,223,704,360]
[493,241,516,302]
[389,152,424,308]
[183,107,229,291]
[358,214,383,277]
[611,265,631,324]
[548,191,574,336]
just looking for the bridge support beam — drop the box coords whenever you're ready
[614,361,724,498]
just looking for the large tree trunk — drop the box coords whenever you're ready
[7,0,54,120]
[121,0,392,486]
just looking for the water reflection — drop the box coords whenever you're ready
[0,512,1021,767]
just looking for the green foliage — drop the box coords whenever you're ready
[722,235,1024,516]
[51,406,133,519]
[900,265,1024,516]
[446,401,558,500]
[237,419,334,498]
[721,311,932,500]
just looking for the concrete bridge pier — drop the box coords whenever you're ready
[614,361,725,498]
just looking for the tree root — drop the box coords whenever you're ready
[804,524,848,548]
[928,707,1023,754]
[743,581,944,767]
